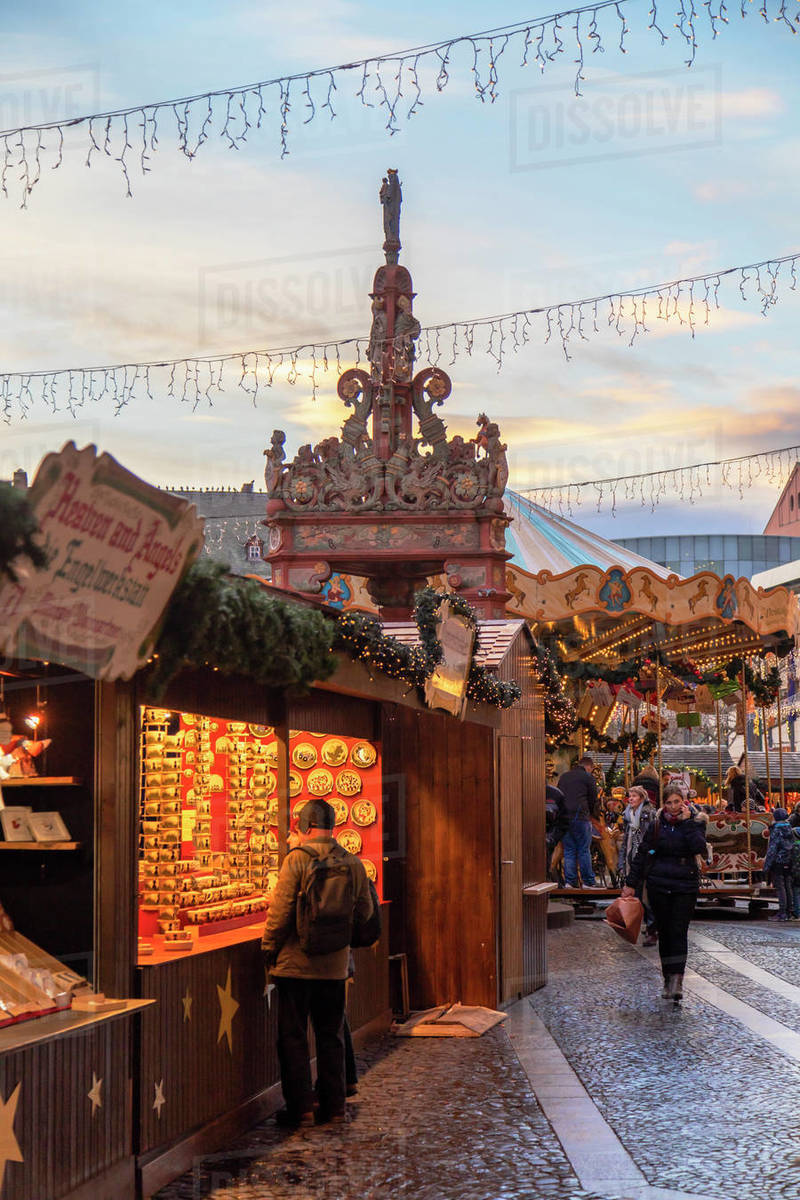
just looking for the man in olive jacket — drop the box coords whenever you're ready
[262,799,373,1126]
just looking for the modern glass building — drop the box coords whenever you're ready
[612,534,800,580]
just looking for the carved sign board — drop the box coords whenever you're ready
[0,442,204,680]
[424,600,475,719]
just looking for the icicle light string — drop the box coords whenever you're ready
[509,442,800,517]
[2,247,799,420]
[2,0,799,206]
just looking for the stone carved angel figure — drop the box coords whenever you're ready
[263,430,286,497]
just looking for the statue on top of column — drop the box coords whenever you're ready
[380,169,402,264]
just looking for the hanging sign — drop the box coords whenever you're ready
[423,600,475,718]
[0,442,204,680]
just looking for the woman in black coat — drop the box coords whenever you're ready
[621,785,707,1002]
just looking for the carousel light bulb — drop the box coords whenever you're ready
[25,713,41,730]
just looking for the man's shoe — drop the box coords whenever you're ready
[316,1108,348,1125]
[275,1108,314,1128]
[661,980,671,999]
[642,931,658,946]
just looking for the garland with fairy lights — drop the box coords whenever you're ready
[332,588,522,709]
[533,642,578,748]
[3,1,795,207]
[147,559,337,697]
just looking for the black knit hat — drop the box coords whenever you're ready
[772,807,789,822]
[297,799,336,832]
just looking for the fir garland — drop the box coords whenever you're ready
[331,588,521,710]
[0,483,49,583]
[149,559,336,698]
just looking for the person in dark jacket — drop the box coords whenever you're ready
[545,784,568,868]
[621,784,707,1001]
[763,807,795,921]
[557,756,600,888]
[788,801,800,830]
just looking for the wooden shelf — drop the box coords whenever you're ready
[0,841,81,851]
[0,776,82,787]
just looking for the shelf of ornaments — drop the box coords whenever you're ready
[0,841,81,851]
[0,776,82,787]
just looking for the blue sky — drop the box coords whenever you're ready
[2,1,799,538]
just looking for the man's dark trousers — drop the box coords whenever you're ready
[275,977,346,1118]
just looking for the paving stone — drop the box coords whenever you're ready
[154,1030,614,1200]
[531,922,800,1200]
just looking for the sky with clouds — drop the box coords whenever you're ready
[2,0,799,539]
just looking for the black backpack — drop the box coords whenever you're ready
[351,879,382,948]
[295,844,356,955]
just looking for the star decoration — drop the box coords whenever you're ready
[216,965,239,1053]
[0,1082,23,1190]
[87,1072,103,1117]
[181,987,192,1022]
[153,1080,166,1119]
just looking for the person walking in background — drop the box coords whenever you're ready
[763,806,796,921]
[618,785,658,946]
[557,755,600,888]
[621,784,708,1002]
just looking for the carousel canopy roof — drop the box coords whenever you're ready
[505,491,673,579]
[503,494,800,669]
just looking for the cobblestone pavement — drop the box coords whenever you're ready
[530,920,800,1200]
[155,918,800,1200]
[155,1030,612,1200]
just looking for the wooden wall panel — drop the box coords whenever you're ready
[289,691,377,740]
[498,736,523,1004]
[137,940,274,1156]
[136,928,390,1158]
[0,1017,133,1200]
[95,681,138,999]
[382,707,497,1011]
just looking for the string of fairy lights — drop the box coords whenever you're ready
[2,248,799,423]
[1,1,798,205]
[508,443,800,516]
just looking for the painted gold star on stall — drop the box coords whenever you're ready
[216,966,239,1053]
[153,1079,166,1119]
[87,1072,103,1117]
[181,987,192,1022]
[0,1082,23,1190]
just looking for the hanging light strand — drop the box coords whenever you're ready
[2,0,798,206]
[509,441,800,517]
[2,247,799,420]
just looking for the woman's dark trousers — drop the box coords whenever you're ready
[647,888,698,979]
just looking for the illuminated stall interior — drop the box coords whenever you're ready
[137,706,382,960]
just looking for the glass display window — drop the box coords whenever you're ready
[137,707,382,958]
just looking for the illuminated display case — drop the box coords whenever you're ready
[137,706,382,957]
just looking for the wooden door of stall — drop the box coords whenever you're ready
[498,735,524,1004]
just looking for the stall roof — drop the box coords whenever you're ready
[505,491,673,579]
[383,618,530,669]
[737,751,800,788]
[595,744,736,779]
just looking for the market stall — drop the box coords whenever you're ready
[0,663,151,1200]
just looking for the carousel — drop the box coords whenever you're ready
[504,490,800,898]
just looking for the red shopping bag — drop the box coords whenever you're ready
[605,895,644,944]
